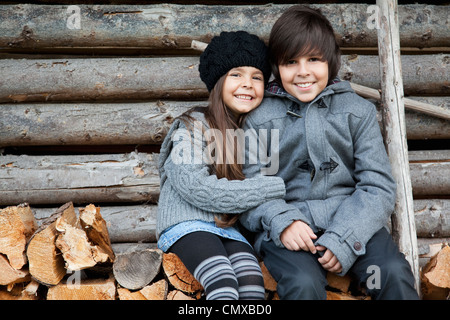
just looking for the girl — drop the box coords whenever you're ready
[156,31,286,300]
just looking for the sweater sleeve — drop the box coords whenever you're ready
[162,118,286,214]
[239,115,310,247]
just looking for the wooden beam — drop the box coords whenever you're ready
[30,199,450,246]
[0,55,447,103]
[376,0,420,292]
[0,152,160,205]
[350,83,450,121]
[0,151,448,206]
[1,98,447,147]
[0,4,448,51]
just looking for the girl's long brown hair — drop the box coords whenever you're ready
[180,74,247,228]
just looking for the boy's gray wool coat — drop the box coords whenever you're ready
[240,80,397,276]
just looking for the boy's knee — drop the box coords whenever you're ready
[366,255,419,299]
[277,272,327,300]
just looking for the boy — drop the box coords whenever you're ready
[240,5,419,299]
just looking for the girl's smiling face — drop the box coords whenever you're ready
[222,66,265,118]
[278,54,329,103]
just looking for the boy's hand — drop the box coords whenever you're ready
[316,245,342,273]
[280,220,317,253]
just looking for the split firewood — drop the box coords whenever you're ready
[46,275,116,300]
[0,203,37,270]
[113,248,163,290]
[0,286,39,300]
[117,287,147,300]
[118,279,168,300]
[23,280,40,297]
[167,290,196,300]
[26,202,75,285]
[55,204,115,271]
[79,204,115,263]
[0,253,30,285]
[55,223,98,271]
[162,252,203,295]
[421,245,450,300]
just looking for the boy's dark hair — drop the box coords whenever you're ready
[269,5,341,85]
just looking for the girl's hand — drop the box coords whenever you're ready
[280,220,317,253]
[316,245,342,273]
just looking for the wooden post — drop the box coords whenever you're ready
[376,0,420,293]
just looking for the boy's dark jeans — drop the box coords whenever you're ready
[260,227,419,300]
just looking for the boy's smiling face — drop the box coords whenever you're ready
[278,55,329,103]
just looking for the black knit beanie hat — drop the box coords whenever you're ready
[199,31,271,92]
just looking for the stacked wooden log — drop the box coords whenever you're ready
[1,201,449,300]
[0,1,449,300]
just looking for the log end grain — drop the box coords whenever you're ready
[113,249,163,290]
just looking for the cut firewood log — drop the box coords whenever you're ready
[55,204,114,271]
[55,224,97,271]
[162,252,203,295]
[118,279,168,300]
[0,203,37,270]
[167,290,196,301]
[26,202,75,286]
[23,280,40,297]
[79,204,115,263]
[46,276,116,300]
[113,248,163,290]
[421,245,450,300]
[139,279,169,300]
[0,254,30,285]
[0,286,39,300]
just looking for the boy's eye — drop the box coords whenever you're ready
[253,76,263,81]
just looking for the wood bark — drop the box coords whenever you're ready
[0,4,447,51]
[113,248,163,290]
[0,203,37,269]
[0,97,447,147]
[1,151,447,206]
[0,55,447,103]
[350,83,450,121]
[376,0,420,292]
[31,201,450,246]
[26,202,76,285]
[0,101,198,146]
[414,200,450,238]
[0,152,159,205]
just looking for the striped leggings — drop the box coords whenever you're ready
[170,231,265,300]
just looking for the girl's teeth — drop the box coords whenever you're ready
[236,95,252,100]
[296,83,313,88]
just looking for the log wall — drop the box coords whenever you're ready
[0,0,449,280]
